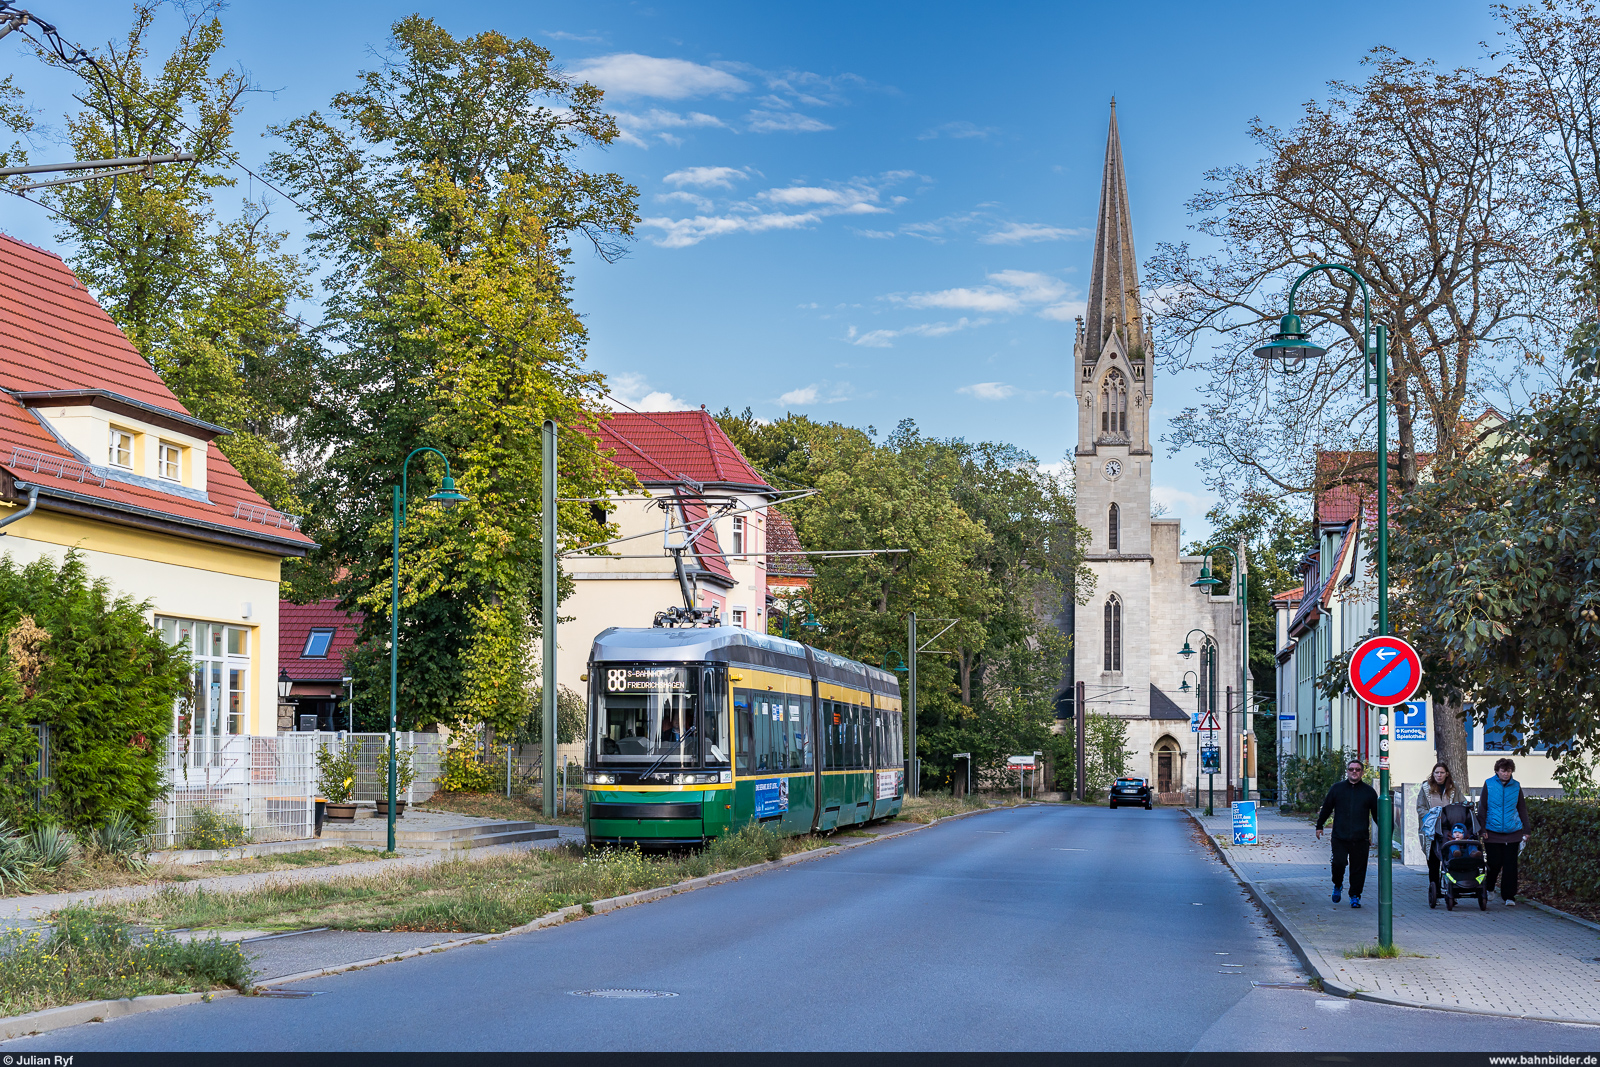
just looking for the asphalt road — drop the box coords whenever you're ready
[7,805,1599,1052]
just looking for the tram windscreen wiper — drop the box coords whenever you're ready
[637,726,696,781]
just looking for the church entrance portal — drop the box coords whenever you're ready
[1155,738,1179,795]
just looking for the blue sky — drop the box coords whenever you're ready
[4,0,1503,539]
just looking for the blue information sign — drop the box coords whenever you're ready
[1232,800,1258,845]
[1395,700,1428,741]
[754,778,789,818]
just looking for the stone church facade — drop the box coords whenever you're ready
[1064,103,1243,802]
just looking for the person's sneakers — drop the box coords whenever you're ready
[1505,899,1517,907]
[1351,896,1362,908]
[1332,888,1342,903]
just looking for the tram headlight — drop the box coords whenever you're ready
[585,772,615,785]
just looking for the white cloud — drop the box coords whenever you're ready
[847,318,985,347]
[543,30,604,43]
[747,109,833,133]
[986,269,1068,304]
[611,109,728,148]
[918,121,998,140]
[778,385,819,405]
[905,287,1024,313]
[958,382,1018,401]
[664,166,749,189]
[642,211,820,248]
[852,229,896,239]
[656,190,714,212]
[605,372,693,412]
[762,183,887,213]
[1038,300,1087,322]
[1152,485,1215,519]
[573,54,749,99]
[979,222,1090,245]
[895,269,1070,315]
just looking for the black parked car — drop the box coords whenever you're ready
[1109,777,1152,810]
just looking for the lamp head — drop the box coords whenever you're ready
[277,667,293,701]
[803,610,819,630]
[428,475,470,508]
[1179,677,1191,692]
[1178,640,1196,659]
[1254,312,1327,362]
[1191,564,1223,589]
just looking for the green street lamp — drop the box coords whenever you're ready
[1177,628,1217,816]
[388,447,468,853]
[882,649,909,673]
[1256,261,1395,950]
[1179,670,1198,693]
[780,597,819,639]
[1195,543,1250,809]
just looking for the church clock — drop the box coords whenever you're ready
[1103,459,1122,479]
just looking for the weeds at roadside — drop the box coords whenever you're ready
[0,905,250,1017]
[896,793,1025,824]
[1343,942,1420,959]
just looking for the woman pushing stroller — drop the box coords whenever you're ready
[1415,761,1464,888]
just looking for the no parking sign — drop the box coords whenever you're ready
[1348,636,1423,707]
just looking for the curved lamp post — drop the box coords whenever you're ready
[389,447,469,852]
[1255,261,1394,949]
[1193,543,1250,806]
[1178,628,1218,816]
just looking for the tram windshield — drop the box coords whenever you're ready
[592,665,729,769]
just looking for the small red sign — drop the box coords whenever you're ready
[1348,636,1423,708]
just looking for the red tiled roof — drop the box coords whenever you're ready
[279,599,361,681]
[592,410,772,491]
[679,498,733,583]
[1271,585,1304,605]
[766,507,814,578]
[0,234,312,554]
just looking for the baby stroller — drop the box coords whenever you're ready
[1427,802,1488,911]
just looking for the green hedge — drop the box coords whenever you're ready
[0,551,188,831]
[1523,798,1600,902]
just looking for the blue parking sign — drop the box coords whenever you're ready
[1395,700,1427,741]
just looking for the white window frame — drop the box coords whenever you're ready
[109,427,134,469]
[157,441,182,482]
[732,608,747,628]
[158,618,252,754]
[731,516,746,558]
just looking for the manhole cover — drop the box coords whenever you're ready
[570,988,678,999]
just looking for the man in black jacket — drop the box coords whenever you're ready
[1316,758,1379,908]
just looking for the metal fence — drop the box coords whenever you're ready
[323,732,445,803]
[30,722,50,811]
[151,732,319,850]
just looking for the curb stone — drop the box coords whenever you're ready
[1182,809,1600,1027]
[0,800,1032,1041]
[1,991,238,1042]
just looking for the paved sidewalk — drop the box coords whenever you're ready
[1194,807,1600,1024]
[0,823,584,935]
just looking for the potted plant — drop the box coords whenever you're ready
[317,737,362,821]
[374,743,415,818]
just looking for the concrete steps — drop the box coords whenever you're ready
[319,818,559,850]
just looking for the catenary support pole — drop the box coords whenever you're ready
[907,612,917,798]
[542,420,558,820]
[1075,680,1086,801]
[388,485,401,853]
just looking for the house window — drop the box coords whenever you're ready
[732,609,747,628]
[157,618,252,748]
[157,442,182,482]
[1103,595,1123,672]
[1100,370,1128,433]
[302,628,336,658]
[1108,503,1120,551]
[109,428,134,469]
[732,516,746,557]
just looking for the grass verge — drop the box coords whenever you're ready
[1343,942,1420,959]
[6,846,389,898]
[0,906,251,1018]
[92,825,834,936]
[414,790,585,828]
[895,792,1027,824]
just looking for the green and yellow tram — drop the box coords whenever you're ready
[583,627,905,846]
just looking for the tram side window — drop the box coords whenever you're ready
[735,690,754,774]
[872,710,884,769]
[763,696,784,771]
[824,701,841,769]
[848,704,861,769]
[703,669,729,767]
[791,695,812,770]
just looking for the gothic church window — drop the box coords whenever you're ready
[1103,595,1123,672]
[1108,503,1120,551]
[1100,370,1128,433]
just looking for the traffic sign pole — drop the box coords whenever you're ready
[1350,633,1419,950]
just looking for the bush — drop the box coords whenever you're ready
[1281,748,1371,812]
[1522,798,1600,902]
[180,806,249,851]
[0,817,34,891]
[89,811,149,870]
[0,905,251,1016]
[315,736,362,803]
[439,742,506,793]
[0,551,188,832]
[26,822,75,871]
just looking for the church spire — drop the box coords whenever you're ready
[1084,99,1143,364]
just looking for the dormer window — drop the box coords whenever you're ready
[158,441,182,482]
[109,428,133,469]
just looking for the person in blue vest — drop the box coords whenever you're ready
[1477,757,1531,906]
[1316,757,1379,908]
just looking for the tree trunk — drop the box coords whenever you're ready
[959,650,973,706]
[1434,695,1470,791]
